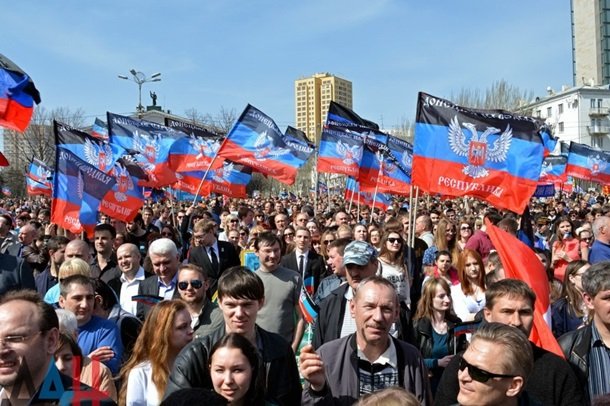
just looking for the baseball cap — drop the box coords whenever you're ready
[343,240,378,267]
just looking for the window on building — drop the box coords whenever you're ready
[598,99,603,108]
[536,110,541,118]
[558,103,563,114]
[547,107,552,117]
[591,98,596,108]
[592,135,604,149]
[558,122,564,133]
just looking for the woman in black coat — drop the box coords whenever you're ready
[411,277,467,395]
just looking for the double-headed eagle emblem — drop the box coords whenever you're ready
[253,131,291,161]
[588,153,608,175]
[448,116,512,179]
[336,141,363,166]
[212,162,234,184]
[84,138,114,172]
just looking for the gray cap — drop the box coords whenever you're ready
[343,240,377,267]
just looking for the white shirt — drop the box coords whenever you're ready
[120,267,146,315]
[126,361,159,405]
[295,248,309,276]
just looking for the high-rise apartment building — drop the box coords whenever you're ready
[295,73,352,143]
[571,0,610,86]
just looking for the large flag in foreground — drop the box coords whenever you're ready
[51,149,116,237]
[566,141,610,184]
[317,102,372,178]
[166,118,224,172]
[413,92,547,213]
[217,105,305,185]
[107,113,184,187]
[485,218,563,358]
[0,53,41,132]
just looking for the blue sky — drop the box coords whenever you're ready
[3,0,573,131]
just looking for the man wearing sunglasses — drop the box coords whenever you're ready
[457,322,533,406]
[177,264,223,339]
[435,279,584,406]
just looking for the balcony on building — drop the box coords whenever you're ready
[588,107,610,116]
[587,125,610,134]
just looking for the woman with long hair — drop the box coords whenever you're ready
[551,216,581,282]
[451,249,486,322]
[411,278,466,395]
[378,231,410,307]
[119,300,193,405]
[209,333,266,405]
[319,230,337,260]
[551,259,590,338]
[422,219,458,268]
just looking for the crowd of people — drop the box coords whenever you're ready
[0,189,609,405]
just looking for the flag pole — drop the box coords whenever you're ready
[313,150,319,216]
[326,173,332,209]
[370,153,383,216]
[191,136,230,205]
[167,186,177,227]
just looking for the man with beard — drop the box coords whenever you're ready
[177,264,223,339]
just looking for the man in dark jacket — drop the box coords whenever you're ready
[0,251,35,295]
[164,266,301,405]
[559,261,610,403]
[435,279,584,406]
[300,276,432,405]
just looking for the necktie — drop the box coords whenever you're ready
[209,247,219,273]
[299,254,305,275]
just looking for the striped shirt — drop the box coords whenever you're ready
[588,322,610,399]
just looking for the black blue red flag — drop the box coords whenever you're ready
[413,92,546,214]
[283,126,315,168]
[166,117,224,172]
[26,176,52,197]
[107,113,184,188]
[54,121,118,173]
[91,118,109,141]
[539,155,567,183]
[0,53,41,132]
[26,158,53,196]
[317,102,373,178]
[217,105,303,185]
[387,135,413,182]
[51,148,116,238]
[566,141,610,184]
[358,132,411,196]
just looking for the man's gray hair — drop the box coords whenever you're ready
[582,261,610,297]
[592,216,610,239]
[148,238,178,257]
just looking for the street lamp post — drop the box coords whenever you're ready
[117,69,161,117]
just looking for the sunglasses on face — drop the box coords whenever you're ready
[323,239,335,245]
[239,232,247,236]
[178,280,203,290]
[458,357,516,383]
[387,237,402,244]
[461,226,471,230]
[229,219,239,223]
[284,233,294,237]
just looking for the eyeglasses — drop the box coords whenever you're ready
[239,232,247,236]
[387,237,402,244]
[323,239,335,245]
[458,357,516,383]
[0,331,42,348]
[461,226,471,230]
[229,219,239,223]
[178,280,203,290]
[161,232,173,237]
[446,229,456,234]
[284,232,294,237]
[581,237,592,242]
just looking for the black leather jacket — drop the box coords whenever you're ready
[410,314,466,361]
[164,324,302,405]
[558,323,592,403]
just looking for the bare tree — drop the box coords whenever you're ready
[450,79,534,111]
[183,106,238,135]
[1,106,85,196]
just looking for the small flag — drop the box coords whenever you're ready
[299,287,319,324]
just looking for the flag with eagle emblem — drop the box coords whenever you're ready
[413,92,547,213]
